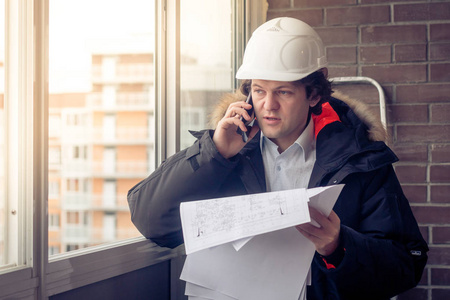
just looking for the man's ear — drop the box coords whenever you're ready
[309,96,321,108]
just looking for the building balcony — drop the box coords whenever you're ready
[61,193,135,211]
[92,126,154,144]
[86,92,154,110]
[90,194,129,211]
[91,160,151,178]
[61,160,91,177]
[63,225,90,244]
[91,64,154,84]
[62,192,91,210]
[89,227,141,244]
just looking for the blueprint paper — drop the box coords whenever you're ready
[229,185,345,251]
[180,185,344,300]
[180,188,311,255]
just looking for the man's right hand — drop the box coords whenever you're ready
[212,101,259,159]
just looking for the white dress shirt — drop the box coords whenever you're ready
[261,118,316,192]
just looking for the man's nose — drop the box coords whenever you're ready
[264,93,279,111]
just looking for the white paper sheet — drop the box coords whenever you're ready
[180,188,311,255]
[181,228,315,300]
[180,185,344,300]
[185,282,237,300]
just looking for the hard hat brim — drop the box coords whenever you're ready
[235,65,327,82]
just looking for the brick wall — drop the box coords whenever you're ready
[267,1,450,299]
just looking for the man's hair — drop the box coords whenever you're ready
[239,70,333,115]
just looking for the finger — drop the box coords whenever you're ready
[328,210,340,225]
[227,103,253,120]
[219,115,249,133]
[296,225,321,243]
[296,223,322,237]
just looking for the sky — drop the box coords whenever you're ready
[49,0,154,92]
[0,0,232,93]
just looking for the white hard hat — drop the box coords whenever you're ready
[236,17,327,82]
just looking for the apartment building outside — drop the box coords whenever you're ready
[48,52,154,254]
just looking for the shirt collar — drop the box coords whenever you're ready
[260,117,315,161]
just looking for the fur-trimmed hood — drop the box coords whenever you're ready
[208,90,388,143]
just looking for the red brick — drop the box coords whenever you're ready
[267,0,290,9]
[294,0,355,7]
[267,10,323,27]
[433,226,450,244]
[331,84,382,105]
[433,289,450,299]
[362,0,422,3]
[361,25,427,44]
[432,268,450,286]
[431,43,450,61]
[396,84,450,103]
[392,144,428,163]
[431,63,450,82]
[431,144,450,163]
[431,24,450,42]
[382,85,394,103]
[327,46,356,64]
[327,66,357,78]
[389,104,428,124]
[397,288,428,300]
[411,206,450,225]
[316,27,357,46]
[394,44,427,62]
[431,104,450,124]
[362,64,427,84]
[360,45,391,64]
[395,165,427,184]
[419,225,429,245]
[431,185,450,203]
[397,125,450,143]
[402,184,428,203]
[394,3,450,22]
[431,165,450,183]
[327,6,390,26]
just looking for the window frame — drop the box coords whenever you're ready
[0,0,266,298]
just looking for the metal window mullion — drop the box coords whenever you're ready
[34,0,49,298]
[164,0,180,157]
[4,0,20,269]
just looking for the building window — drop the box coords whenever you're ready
[49,0,155,255]
[179,0,234,149]
[0,0,247,298]
[49,214,60,229]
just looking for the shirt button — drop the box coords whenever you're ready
[276,166,281,171]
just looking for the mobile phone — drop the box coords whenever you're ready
[236,93,255,142]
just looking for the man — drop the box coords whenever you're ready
[128,17,428,299]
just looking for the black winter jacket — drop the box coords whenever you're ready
[128,92,428,299]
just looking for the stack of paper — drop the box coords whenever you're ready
[179,185,344,300]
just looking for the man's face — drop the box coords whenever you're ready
[251,79,319,152]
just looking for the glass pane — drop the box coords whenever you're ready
[0,0,4,266]
[180,0,234,149]
[49,0,155,255]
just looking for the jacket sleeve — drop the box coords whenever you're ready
[127,130,239,248]
[314,165,428,298]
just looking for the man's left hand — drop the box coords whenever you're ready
[296,207,340,256]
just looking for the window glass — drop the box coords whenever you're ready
[0,0,4,267]
[49,0,155,255]
[180,0,234,149]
